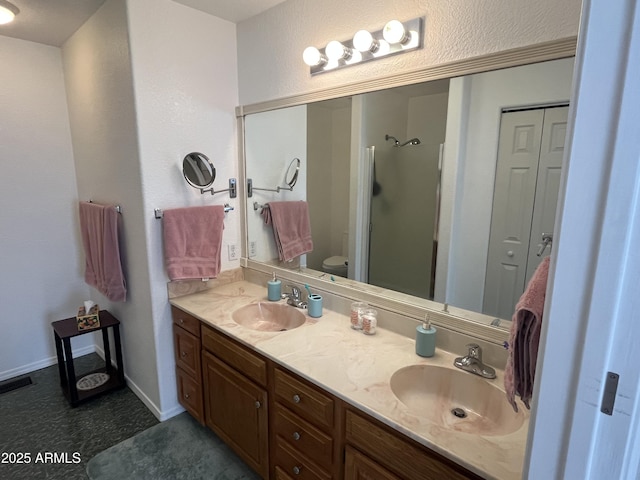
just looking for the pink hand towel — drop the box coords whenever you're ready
[262,201,313,262]
[162,205,225,281]
[504,256,551,412]
[78,202,127,302]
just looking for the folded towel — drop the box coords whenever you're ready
[162,205,225,281]
[262,201,313,262]
[78,202,127,302]
[504,256,551,412]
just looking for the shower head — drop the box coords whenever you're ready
[385,134,421,147]
[385,134,400,146]
[399,138,421,147]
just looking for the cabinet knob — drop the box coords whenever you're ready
[181,351,187,357]
[293,394,301,404]
[179,318,184,324]
[184,393,190,399]
[293,466,301,475]
[507,250,514,257]
[255,401,261,409]
[292,432,301,441]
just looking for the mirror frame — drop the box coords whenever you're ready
[236,37,577,345]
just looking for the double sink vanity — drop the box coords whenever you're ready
[170,278,528,480]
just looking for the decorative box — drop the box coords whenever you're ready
[77,304,100,331]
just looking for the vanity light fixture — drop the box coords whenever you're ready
[0,0,19,25]
[303,17,423,75]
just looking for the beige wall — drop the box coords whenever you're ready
[237,0,581,105]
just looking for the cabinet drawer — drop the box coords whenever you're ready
[344,446,401,480]
[176,367,204,424]
[274,368,334,430]
[201,324,267,387]
[275,438,331,480]
[345,410,479,480]
[274,404,333,468]
[171,306,200,337]
[173,324,201,379]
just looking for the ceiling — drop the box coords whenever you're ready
[0,0,286,47]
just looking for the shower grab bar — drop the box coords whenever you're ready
[154,203,234,219]
[537,233,553,256]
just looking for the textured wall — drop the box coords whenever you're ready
[126,0,240,418]
[237,0,582,105]
[0,36,93,380]
[62,0,161,410]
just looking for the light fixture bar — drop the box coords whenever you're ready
[305,17,423,76]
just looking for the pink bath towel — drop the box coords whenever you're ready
[78,202,127,302]
[162,205,225,280]
[504,256,551,412]
[262,201,313,262]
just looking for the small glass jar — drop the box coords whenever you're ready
[350,302,368,330]
[361,308,378,335]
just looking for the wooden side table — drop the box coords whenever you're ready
[51,310,125,407]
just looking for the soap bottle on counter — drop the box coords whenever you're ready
[267,272,281,301]
[415,314,437,357]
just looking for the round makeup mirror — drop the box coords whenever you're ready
[183,152,215,189]
[284,157,300,189]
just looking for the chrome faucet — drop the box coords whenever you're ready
[454,344,496,379]
[282,285,307,309]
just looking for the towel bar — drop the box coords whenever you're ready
[88,200,121,214]
[154,204,234,219]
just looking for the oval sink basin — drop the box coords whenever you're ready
[390,365,525,436]
[232,302,306,332]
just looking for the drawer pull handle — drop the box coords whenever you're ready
[255,401,262,409]
[293,466,301,475]
[293,394,301,404]
[181,351,187,357]
[292,431,301,441]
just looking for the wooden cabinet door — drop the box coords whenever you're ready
[202,350,268,479]
[345,446,401,480]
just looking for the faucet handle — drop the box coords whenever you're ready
[466,343,481,359]
[284,285,301,298]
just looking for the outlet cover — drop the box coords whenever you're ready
[227,244,239,261]
[249,241,257,258]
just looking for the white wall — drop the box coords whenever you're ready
[125,0,241,419]
[237,0,581,105]
[62,0,160,411]
[0,36,93,381]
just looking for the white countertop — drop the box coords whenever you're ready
[170,280,528,480]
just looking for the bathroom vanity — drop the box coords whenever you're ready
[170,280,528,479]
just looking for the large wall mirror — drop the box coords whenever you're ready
[242,51,575,332]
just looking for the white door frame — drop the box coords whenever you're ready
[526,0,640,478]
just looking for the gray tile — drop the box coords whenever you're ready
[0,354,159,480]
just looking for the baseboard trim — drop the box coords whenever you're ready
[0,344,96,382]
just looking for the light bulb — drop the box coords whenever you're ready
[302,46,326,67]
[353,30,379,53]
[0,0,19,25]
[325,40,352,61]
[383,20,410,45]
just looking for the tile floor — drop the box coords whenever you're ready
[0,354,159,480]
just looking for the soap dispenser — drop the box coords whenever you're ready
[416,314,437,357]
[267,272,281,301]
